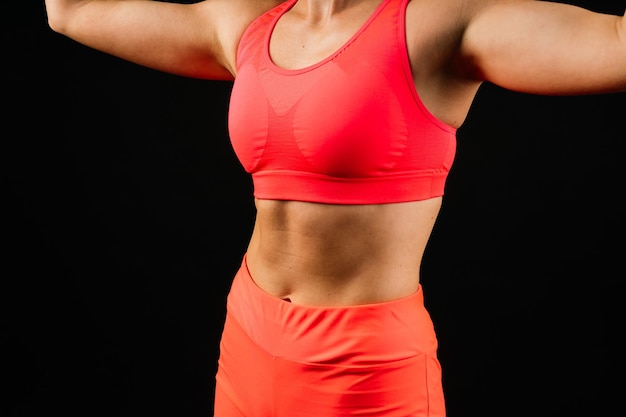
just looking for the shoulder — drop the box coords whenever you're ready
[404,0,517,33]
[194,0,284,36]
[404,0,526,75]
[199,0,285,19]
[195,0,285,75]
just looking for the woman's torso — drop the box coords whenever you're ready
[233,0,480,306]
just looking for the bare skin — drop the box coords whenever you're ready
[247,198,442,306]
[44,0,626,306]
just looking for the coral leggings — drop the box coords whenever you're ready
[214,255,445,416]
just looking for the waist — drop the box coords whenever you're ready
[226,255,439,364]
[245,198,441,306]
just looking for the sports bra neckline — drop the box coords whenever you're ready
[264,0,392,75]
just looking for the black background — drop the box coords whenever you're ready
[3,1,624,416]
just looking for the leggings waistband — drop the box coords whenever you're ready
[226,254,439,365]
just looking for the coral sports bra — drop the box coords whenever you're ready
[228,0,457,204]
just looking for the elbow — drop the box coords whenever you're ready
[44,1,73,35]
[46,15,65,35]
[46,13,70,36]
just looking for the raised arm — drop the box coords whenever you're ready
[44,0,279,80]
[461,0,626,95]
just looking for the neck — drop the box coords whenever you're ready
[294,0,374,22]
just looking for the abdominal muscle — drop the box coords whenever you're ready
[245,197,442,307]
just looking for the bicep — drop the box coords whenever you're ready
[461,0,626,95]
[53,0,234,80]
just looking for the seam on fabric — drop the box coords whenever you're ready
[271,351,426,369]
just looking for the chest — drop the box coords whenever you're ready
[268,0,384,70]
[227,0,457,179]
